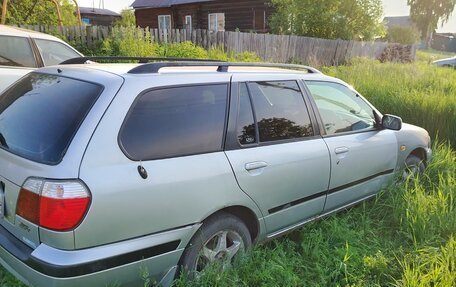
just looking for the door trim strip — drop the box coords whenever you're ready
[267,169,394,215]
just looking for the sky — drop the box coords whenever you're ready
[76,0,134,13]
[77,0,456,33]
[383,0,455,33]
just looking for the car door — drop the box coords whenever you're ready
[225,76,331,235]
[304,80,398,212]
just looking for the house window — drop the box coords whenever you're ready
[158,15,171,30]
[185,15,192,30]
[208,13,225,32]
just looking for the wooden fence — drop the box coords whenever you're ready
[17,25,416,65]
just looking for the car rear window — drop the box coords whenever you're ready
[0,73,102,164]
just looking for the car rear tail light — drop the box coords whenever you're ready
[16,178,91,231]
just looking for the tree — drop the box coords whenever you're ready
[270,0,384,40]
[114,9,136,27]
[407,0,456,47]
[0,0,78,26]
[269,0,385,41]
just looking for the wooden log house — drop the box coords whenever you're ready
[131,0,273,32]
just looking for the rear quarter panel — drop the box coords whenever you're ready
[0,66,124,249]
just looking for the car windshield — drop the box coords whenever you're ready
[0,73,102,164]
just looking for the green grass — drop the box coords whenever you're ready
[1,51,455,287]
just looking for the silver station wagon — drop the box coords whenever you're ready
[0,59,431,286]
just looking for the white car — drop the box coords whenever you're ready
[433,56,456,68]
[0,25,82,93]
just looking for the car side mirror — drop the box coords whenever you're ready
[382,114,402,131]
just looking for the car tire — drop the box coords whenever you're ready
[178,212,251,278]
[403,154,425,179]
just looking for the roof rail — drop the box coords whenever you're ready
[59,57,322,74]
[127,62,322,74]
[60,56,224,65]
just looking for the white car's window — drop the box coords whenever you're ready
[0,35,36,67]
[34,39,80,66]
[306,81,376,135]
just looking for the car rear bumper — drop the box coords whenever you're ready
[0,223,200,287]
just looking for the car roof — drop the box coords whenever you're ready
[0,24,67,42]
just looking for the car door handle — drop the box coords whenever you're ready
[245,161,268,171]
[335,147,349,154]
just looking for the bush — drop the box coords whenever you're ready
[104,27,157,57]
[156,41,208,58]
[207,47,262,62]
[231,51,262,62]
[386,26,421,45]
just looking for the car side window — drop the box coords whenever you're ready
[34,39,81,66]
[237,83,257,145]
[247,81,313,142]
[306,81,376,135]
[120,84,228,160]
[0,36,36,67]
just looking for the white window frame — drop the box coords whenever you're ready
[185,15,192,30]
[158,15,171,30]
[208,13,225,32]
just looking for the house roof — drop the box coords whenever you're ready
[383,16,414,29]
[131,0,214,9]
[79,7,121,17]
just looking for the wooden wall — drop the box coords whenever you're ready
[135,8,173,29]
[135,0,273,32]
